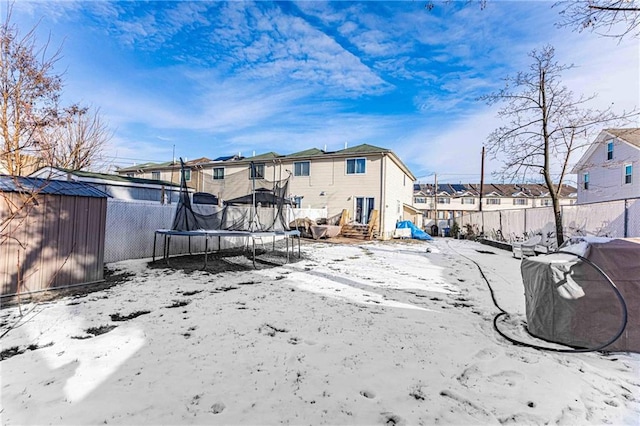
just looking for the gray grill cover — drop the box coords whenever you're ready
[521,238,640,352]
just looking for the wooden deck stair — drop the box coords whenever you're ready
[339,210,379,240]
[340,224,371,240]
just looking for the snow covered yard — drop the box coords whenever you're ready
[1,239,638,425]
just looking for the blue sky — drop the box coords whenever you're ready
[10,1,639,183]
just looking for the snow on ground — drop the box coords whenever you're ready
[1,238,638,425]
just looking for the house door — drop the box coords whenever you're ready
[355,197,375,224]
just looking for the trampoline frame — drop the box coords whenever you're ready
[153,229,301,268]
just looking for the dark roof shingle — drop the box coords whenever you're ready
[0,175,110,198]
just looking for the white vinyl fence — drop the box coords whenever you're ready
[104,200,328,263]
[459,198,640,249]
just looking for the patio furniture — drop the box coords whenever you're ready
[512,235,542,258]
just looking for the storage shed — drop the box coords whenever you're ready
[0,175,109,297]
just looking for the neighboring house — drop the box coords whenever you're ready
[571,128,640,204]
[413,183,577,229]
[116,144,417,239]
[116,157,213,191]
[30,167,184,203]
[0,154,47,176]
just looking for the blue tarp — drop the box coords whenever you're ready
[396,221,433,240]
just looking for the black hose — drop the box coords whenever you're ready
[448,242,628,353]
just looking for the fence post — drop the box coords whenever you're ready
[523,208,527,237]
[624,199,629,238]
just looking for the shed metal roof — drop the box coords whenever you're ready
[0,175,110,198]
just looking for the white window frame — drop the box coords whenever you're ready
[250,163,265,179]
[436,197,450,204]
[294,161,310,177]
[513,198,528,206]
[184,169,191,182]
[151,171,160,180]
[624,164,632,184]
[213,167,225,180]
[583,172,589,190]
[607,141,614,160]
[414,197,427,204]
[346,158,366,175]
[486,198,500,205]
[462,197,475,205]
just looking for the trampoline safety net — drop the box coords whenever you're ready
[171,159,291,232]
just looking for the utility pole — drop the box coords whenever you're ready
[480,147,485,237]
[433,173,438,236]
[479,146,485,212]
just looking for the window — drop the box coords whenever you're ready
[293,196,303,208]
[462,197,475,205]
[151,171,160,180]
[540,199,552,206]
[250,163,265,179]
[346,158,366,174]
[437,197,450,204]
[583,173,589,190]
[213,167,224,180]
[414,197,427,204]
[625,164,633,184]
[183,169,191,182]
[294,161,310,177]
[513,198,528,205]
[486,198,500,205]
[607,141,614,160]
[126,172,134,178]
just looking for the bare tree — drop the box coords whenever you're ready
[554,0,640,39]
[481,45,635,247]
[1,6,63,176]
[39,105,112,171]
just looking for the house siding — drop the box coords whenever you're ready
[383,155,414,238]
[117,146,416,240]
[576,134,640,204]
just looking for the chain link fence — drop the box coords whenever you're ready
[104,200,328,263]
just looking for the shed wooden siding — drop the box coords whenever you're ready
[0,193,106,296]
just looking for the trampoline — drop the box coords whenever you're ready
[153,229,301,268]
[155,159,299,269]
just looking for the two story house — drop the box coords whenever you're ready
[413,183,577,229]
[571,128,640,204]
[117,144,417,240]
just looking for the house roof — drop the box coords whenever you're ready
[287,148,325,158]
[213,154,243,161]
[606,128,640,148]
[0,175,110,198]
[117,161,174,172]
[247,152,281,161]
[31,167,179,187]
[413,183,577,198]
[114,143,416,181]
[571,128,640,173]
[335,143,390,155]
